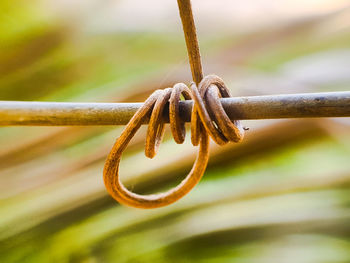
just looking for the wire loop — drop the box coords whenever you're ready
[191,75,244,146]
[103,75,244,208]
[103,0,243,209]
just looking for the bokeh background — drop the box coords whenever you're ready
[1,0,350,262]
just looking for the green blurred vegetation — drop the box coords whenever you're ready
[0,1,350,263]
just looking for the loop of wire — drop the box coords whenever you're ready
[103,75,244,208]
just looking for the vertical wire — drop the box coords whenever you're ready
[177,0,204,85]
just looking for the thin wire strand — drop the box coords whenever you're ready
[177,0,203,85]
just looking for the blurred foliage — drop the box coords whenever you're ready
[0,1,350,263]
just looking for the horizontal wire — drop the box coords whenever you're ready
[0,91,349,126]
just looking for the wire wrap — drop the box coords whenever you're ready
[103,75,244,208]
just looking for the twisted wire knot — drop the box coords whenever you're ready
[103,75,244,208]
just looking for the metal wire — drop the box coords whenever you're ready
[0,91,349,126]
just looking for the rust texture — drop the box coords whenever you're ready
[103,75,244,208]
[102,0,248,208]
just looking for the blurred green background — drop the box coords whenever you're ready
[1,0,350,262]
